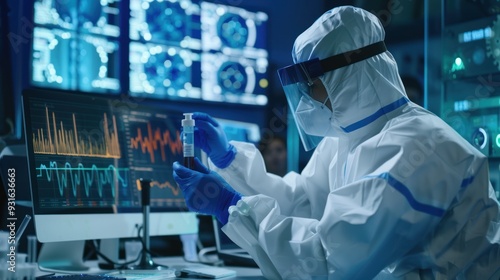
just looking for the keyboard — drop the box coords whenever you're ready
[36,274,126,280]
[177,266,237,279]
[105,269,176,279]
[37,269,176,280]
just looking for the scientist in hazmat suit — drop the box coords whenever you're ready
[173,6,500,279]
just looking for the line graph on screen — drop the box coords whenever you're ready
[129,121,182,163]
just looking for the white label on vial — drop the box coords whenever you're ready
[183,127,195,157]
[183,144,194,157]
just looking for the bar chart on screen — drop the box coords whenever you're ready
[32,106,121,158]
[27,97,139,209]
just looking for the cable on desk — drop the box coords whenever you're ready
[134,224,165,258]
[90,240,142,270]
[178,243,224,267]
[91,222,224,268]
[88,224,145,270]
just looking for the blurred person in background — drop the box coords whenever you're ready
[258,134,287,177]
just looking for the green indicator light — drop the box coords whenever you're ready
[496,134,500,148]
[451,57,465,72]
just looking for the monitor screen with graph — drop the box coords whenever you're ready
[22,88,198,243]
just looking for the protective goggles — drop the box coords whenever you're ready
[277,41,387,151]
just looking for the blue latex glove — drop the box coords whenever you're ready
[192,112,236,168]
[173,157,241,225]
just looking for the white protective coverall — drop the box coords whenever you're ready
[210,6,500,280]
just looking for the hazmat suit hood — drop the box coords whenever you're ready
[292,6,410,147]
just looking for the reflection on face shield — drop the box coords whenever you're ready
[297,81,312,97]
[295,94,333,137]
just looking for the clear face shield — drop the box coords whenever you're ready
[278,58,326,151]
[277,41,387,151]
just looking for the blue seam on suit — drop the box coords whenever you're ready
[364,172,446,217]
[341,97,408,133]
[460,176,474,188]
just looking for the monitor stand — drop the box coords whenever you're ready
[37,241,89,272]
[38,239,120,272]
[129,179,168,270]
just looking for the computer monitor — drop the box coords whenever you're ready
[31,0,269,106]
[215,118,261,144]
[22,88,198,271]
[31,0,121,93]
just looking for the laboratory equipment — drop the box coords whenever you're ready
[129,179,167,270]
[441,1,500,199]
[182,113,195,169]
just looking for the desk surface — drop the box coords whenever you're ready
[32,256,265,279]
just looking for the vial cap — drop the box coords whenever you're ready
[182,113,195,127]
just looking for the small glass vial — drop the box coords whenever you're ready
[182,113,195,169]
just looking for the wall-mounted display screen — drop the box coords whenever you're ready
[129,42,201,98]
[32,0,121,93]
[200,2,268,105]
[31,0,269,105]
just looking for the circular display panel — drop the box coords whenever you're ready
[217,61,247,94]
[217,13,248,49]
[145,1,187,43]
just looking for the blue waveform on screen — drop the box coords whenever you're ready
[36,161,129,198]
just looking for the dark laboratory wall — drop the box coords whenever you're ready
[5,0,31,140]
[0,1,14,137]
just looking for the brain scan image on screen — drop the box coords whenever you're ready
[34,0,120,37]
[130,42,201,99]
[130,0,200,48]
[32,27,120,92]
[201,52,268,105]
[201,1,268,58]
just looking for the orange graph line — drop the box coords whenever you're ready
[130,122,182,163]
[33,106,121,158]
[136,179,180,196]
